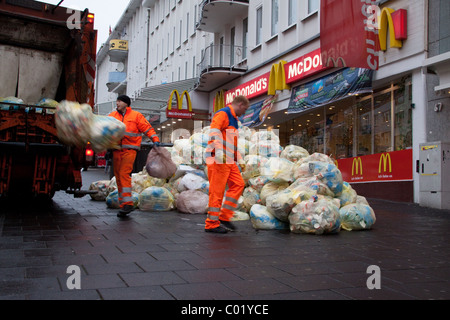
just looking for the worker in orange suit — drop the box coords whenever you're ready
[205,95,250,233]
[109,95,160,218]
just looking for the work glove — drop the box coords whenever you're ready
[239,163,246,173]
[153,141,161,147]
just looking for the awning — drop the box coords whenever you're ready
[133,78,198,113]
[287,68,373,114]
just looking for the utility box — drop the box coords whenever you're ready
[419,141,450,210]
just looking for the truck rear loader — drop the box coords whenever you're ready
[0,0,97,199]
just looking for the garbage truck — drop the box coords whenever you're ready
[0,0,97,199]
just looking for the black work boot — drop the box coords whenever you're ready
[205,226,228,234]
[220,220,237,231]
[117,205,134,218]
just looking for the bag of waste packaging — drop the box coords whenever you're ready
[55,100,93,146]
[0,96,23,110]
[249,204,289,230]
[259,181,289,205]
[106,190,140,209]
[139,186,174,211]
[88,115,126,152]
[176,190,209,214]
[89,180,110,201]
[248,175,271,193]
[231,211,250,221]
[242,186,261,212]
[288,176,334,197]
[250,130,280,145]
[36,98,58,114]
[289,196,341,235]
[293,161,343,196]
[296,152,335,165]
[249,141,282,158]
[145,146,177,180]
[260,157,295,183]
[242,155,268,181]
[176,172,209,194]
[339,203,376,231]
[337,181,358,207]
[189,132,209,149]
[265,188,304,222]
[280,145,310,162]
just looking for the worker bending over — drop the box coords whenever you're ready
[205,95,250,233]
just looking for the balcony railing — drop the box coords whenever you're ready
[197,0,249,33]
[195,44,247,91]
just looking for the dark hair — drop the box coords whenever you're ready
[117,95,131,106]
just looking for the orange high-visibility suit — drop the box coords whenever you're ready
[109,107,160,209]
[205,105,245,230]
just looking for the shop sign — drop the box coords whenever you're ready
[320,0,379,70]
[379,8,408,51]
[166,90,193,119]
[284,48,326,85]
[225,72,270,104]
[336,149,413,183]
[109,39,128,51]
[287,68,373,114]
[225,49,327,104]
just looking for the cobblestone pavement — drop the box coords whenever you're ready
[0,168,449,301]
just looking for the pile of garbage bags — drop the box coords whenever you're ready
[0,96,58,113]
[89,124,375,234]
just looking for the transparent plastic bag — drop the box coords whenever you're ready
[139,186,175,211]
[289,196,341,235]
[339,203,376,231]
[250,204,289,230]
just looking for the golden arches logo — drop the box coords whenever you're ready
[167,90,192,112]
[325,56,347,68]
[268,60,290,96]
[214,90,226,113]
[379,153,392,173]
[379,7,403,51]
[352,157,363,176]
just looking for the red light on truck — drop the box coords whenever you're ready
[87,13,94,24]
[86,149,94,157]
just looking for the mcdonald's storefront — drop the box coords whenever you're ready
[215,46,416,203]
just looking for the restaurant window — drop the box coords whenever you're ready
[394,78,412,151]
[373,90,392,154]
[356,95,373,156]
[325,100,354,159]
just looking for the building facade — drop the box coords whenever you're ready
[95,0,450,208]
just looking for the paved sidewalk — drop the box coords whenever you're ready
[0,168,449,301]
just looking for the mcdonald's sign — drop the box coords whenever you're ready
[214,90,226,113]
[337,149,412,183]
[166,90,193,119]
[379,153,392,174]
[268,60,290,96]
[379,8,407,51]
[352,157,363,176]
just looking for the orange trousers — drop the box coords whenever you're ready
[205,162,245,230]
[113,149,137,208]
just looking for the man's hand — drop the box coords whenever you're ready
[239,163,246,172]
[153,141,161,147]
